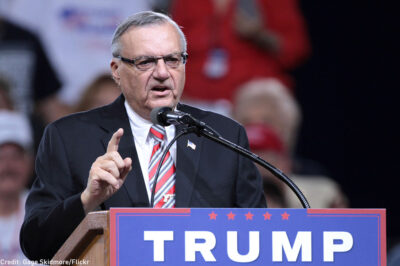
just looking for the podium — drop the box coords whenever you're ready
[52,208,386,266]
[51,211,109,266]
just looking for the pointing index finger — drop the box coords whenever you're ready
[107,128,124,153]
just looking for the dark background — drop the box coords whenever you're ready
[293,1,400,245]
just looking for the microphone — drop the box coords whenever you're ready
[150,106,206,128]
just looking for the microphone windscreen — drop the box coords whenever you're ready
[150,106,172,125]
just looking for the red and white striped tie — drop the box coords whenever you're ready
[148,125,176,208]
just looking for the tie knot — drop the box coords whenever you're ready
[150,125,166,142]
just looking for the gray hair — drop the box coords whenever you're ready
[111,11,187,57]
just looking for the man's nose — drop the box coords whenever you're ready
[152,59,170,80]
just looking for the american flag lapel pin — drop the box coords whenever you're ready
[187,140,196,150]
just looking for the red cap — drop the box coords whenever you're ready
[245,123,285,153]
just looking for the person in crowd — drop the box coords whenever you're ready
[0,17,69,124]
[0,74,45,159]
[0,111,34,264]
[243,122,289,208]
[170,0,310,115]
[0,0,152,107]
[234,78,348,208]
[244,120,348,208]
[75,74,122,112]
[233,78,301,154]
[234,77,329,175]
[20,11,266,261]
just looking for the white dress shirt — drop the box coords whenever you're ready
[124,101,176,203]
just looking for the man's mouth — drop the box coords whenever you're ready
[151,86,169,92]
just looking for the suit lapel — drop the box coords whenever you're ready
[174,123,204,207]
[100,95,150,207]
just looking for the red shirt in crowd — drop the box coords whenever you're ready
[171,0,310,101]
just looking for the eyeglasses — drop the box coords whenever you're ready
[116,52,188,71]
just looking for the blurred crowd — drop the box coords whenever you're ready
[2,0,395,264]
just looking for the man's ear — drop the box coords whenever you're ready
[110,59,121,85]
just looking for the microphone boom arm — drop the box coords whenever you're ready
[151,123,311,209]
[198,127,311,208]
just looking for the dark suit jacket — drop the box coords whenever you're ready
[20,95,266,260]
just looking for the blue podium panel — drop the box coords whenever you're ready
[110,208,386,266]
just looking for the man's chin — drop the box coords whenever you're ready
[150,98,177,110]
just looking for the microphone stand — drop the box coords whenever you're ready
[151,124,311,209]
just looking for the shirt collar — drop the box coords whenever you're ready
[124,101,175,143]
[124,101,152,145]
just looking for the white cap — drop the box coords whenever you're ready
[0,110,33,150]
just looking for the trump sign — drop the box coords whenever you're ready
[110,208,386,265]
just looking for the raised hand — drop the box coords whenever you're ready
[81,128,132,214]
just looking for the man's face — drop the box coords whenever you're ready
[0,144,32,197]
[111,22,186,120]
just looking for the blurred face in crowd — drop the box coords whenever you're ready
[236,98,284,138]
[0,144,32,197]
[111,22,186,120]
[89,80,121,110]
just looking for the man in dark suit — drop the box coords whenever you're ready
[20,11,266,261]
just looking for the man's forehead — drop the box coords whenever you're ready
[120,23,181,56]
